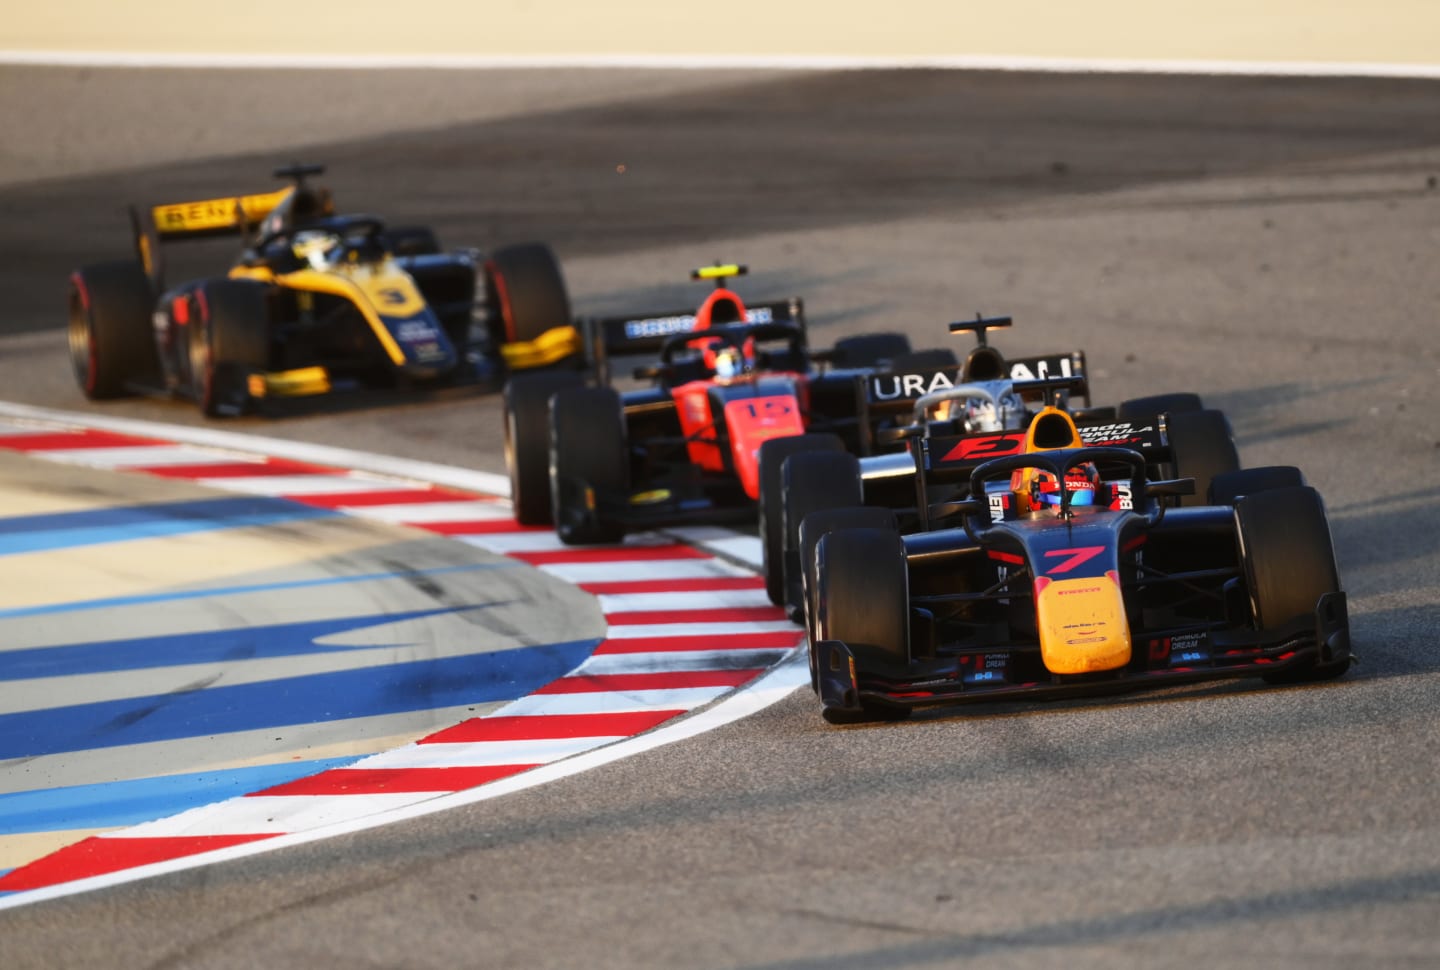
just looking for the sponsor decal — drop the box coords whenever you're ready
[1112,482,1134,511]
[624,315,699,340]
[1007,356,1074,382]
[869,369,957,402]
[395,319,440,344]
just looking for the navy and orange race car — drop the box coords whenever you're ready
[502,263,963,544]
[67,164,570,416]
[805,403,1350,723]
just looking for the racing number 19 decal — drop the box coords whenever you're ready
[736,398,795,421]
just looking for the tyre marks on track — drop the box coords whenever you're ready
[0,408,797,904]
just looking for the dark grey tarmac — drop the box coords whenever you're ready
[1,65,1437,969]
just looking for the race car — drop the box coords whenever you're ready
[805,403,1350,723]
[67,163,571,416]
[502,263,960,544]
[758,316,1235,617]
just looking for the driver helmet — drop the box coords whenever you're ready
[1012,462,1101,513]
[291,229,339,270]
[712,344,750,380]
[934,385,1027,433]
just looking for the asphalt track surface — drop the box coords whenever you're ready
[2,66,1439,967]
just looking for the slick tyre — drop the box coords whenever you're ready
[1166,409,1241,507]
[758,433,846,605]
[798,507,899,688]
[192,280,269,417]
[67,261,158,399]
[485,243,574,366]
[1209,466,1305,506]
[504,371,585,525]
[1235,486,1350,684]
[781,450,863,620]
[550,386,628,545]
[832,332,912,368]
[1116,392,1204,423]
[816,527,911,721]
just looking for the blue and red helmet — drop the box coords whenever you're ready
[1022,463,1101,509]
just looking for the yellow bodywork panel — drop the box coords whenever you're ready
[151,188,293,236]
[1034,572,1132,674]
[248,366,332,399]
[229,261,419,367]
[500,324,582,369]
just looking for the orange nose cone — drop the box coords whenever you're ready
[1034,572,1132,674]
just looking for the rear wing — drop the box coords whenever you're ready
[128,187,295,292]
[581,297,805,366]
[864,350,1089,410]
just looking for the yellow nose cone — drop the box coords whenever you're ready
[1034,572,1132,674]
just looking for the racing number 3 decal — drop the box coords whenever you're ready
[1042,546,1105,574]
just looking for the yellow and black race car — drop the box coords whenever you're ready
[67,164,577,416]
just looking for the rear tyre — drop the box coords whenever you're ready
[1209,466,1305,506]
[550,386,628,545]
[799,506,899,687]
[781,451,863,620]
[485,243,574,366]
[1116,392,1204,423]
[1234,486,1350,684]
[1166,409,1241,507]
[504,370,585,525]
[758,433,846,605]
[832,332,911,368]
[816,527,911,721]
[192,279,270,417]
[67,261,158,399]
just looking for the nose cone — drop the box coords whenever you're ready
[1033,571,1132,674]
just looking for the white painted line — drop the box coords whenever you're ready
[665,527,765,570]
[198,474,423,497]
[358,736,621,770]
[116,792,433,837]
[3,50,1439,78]
[573,650,790,676]
[602,620,799,639]
[538,559,752,584]
[453,532,575,554]
[496,687,732,716]
[344,500,512,524]
[35,445,247,468]
[595,589,774,613]
[0,402,515,498]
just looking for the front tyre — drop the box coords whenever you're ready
[192,280,270,417]
[1234,486,1351,684]
[550,386,629,545]
[757,434,846,605]
[815,526,912,721]
[504,371,584,525]
[485,243,574,367]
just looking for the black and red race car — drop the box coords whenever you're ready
[502,263,962,544]
[67,163,570,416]
[803,403,1350,723]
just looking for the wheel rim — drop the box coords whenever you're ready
[67,284,95,391]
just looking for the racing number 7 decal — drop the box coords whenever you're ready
[1043,546,1104,574]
